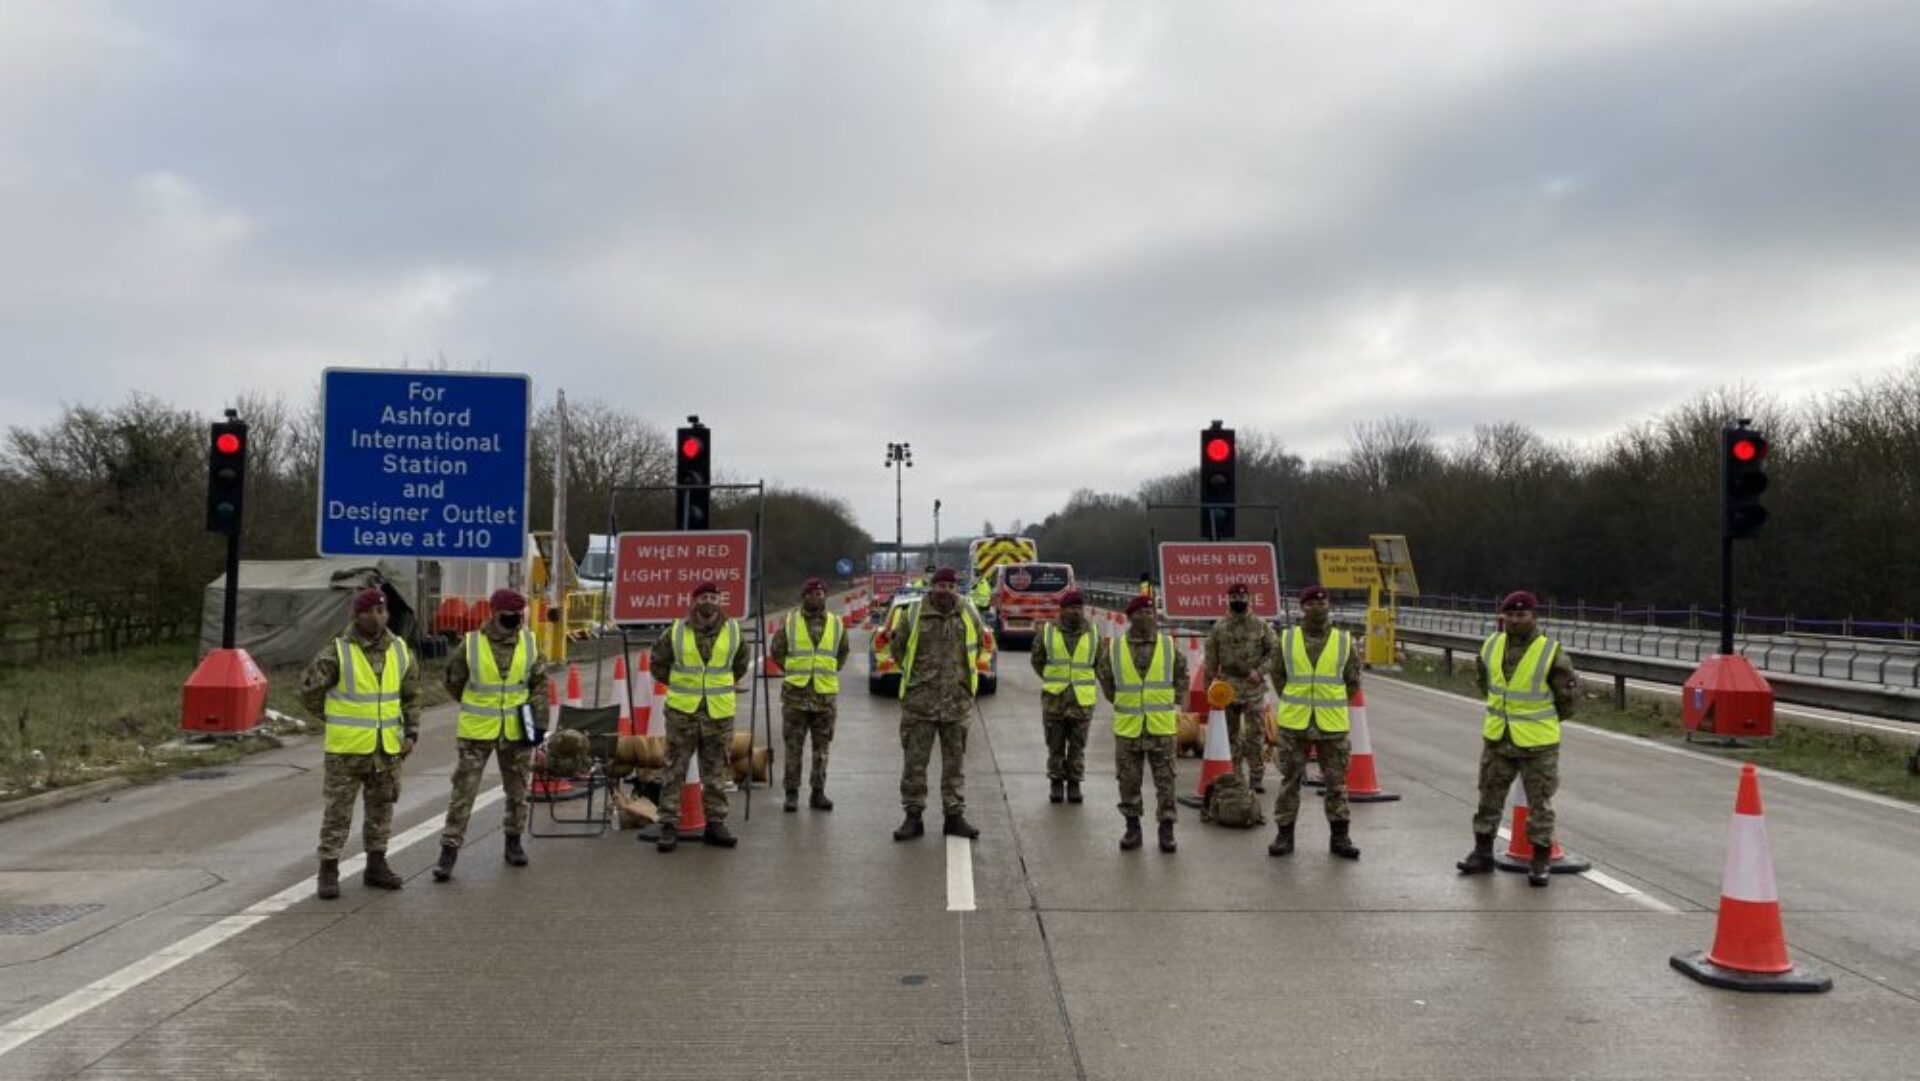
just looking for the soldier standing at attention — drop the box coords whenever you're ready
[1456,591,1579,887]
[1203,582,1279,791]
[769,577,850,812]
[1095,595,1187,853]
[1029,589,1099,805]
[889,568,984,842]
[1266,585,1363,860]
[433,588,546,882]
[650,581,751,853]
[300,586,420,900]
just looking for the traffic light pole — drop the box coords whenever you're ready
[1720,533,1734,656]
[221,520,242,650]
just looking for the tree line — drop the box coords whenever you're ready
[1028,361,1920,623]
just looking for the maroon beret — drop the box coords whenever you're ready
[801,577,827,595]
[489,588,526,613]
[351,587,387,614]
[1125,595,1154,615]
[1226,581,1250,595]
[932,568,958,585]
[1500,590,1538,613]
[1297,585,1330,604]
[691,581,721,598]
[1058,590,1085,607]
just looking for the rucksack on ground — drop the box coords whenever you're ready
[1202,771,1265,828]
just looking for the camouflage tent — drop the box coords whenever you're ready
[199,559,418,668]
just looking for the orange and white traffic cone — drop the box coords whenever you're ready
[633,666,655,737]
[613,655,632,735]
[1180,707,1235,808]
[1344,689,1400,803]
[1671,764,1832,991]
[564,663,583,709]
[1494,775,1590,874]
[763,622,784,677]
[677,752,708,834]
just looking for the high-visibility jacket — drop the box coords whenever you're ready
[1041,624,1098,707]
[782,610,842,696]
[899,602,980,699]
[970,577,992,607]
[458,629,531,741]
[665,618,741,719]
[324,637,411,755]
[1110,634,1177,738]
[1482,632,1562,747]
[1276,627,1352,732]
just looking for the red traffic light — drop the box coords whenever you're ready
[1731,438,1764,462]
[215,432,243,455]
[1204,437,1233,463]
[680,436,704,460]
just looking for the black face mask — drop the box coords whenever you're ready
[1229,601,1249,614]
[499,614,523,630]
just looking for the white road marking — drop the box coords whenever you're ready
[0,788,504,1059]
[946,835,976,912]
[1493,826,1682,913]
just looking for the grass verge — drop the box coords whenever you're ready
[1379,654,1920,804]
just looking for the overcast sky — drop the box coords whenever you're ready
[4,1,1917,541]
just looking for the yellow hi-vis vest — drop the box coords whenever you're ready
[970,577,992,607]
[1041,623,1098,707]
[1277,627,1352,732]
[665,618,741,719]
[899,602,980,699]
[782,610,842,696]
[1110,633,1177,738]
[324,637,411,755]
[1482,632,1562,747]
[458,629,531,741]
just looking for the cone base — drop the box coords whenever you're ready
[1348,791,1402,803]
[1670,950,1831,993]
[1495,849,1591,874]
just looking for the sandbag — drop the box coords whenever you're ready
[613,734,668,769]
[729,746,770,783]
[728,730,754,759]
[613,791,657,830]
[1175,713,1203,757]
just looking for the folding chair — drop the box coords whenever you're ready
[529,704,621,837]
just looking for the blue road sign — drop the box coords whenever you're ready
[318,369,530,560]
[835,557,855,577]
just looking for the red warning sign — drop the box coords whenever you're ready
[1157,542,1281,619]
[613,531,753,624]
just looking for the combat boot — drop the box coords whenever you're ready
[363,851,403,890]
[784,789,800,813]
[703,821,738,848]
[1329,819,1360,860]
[1267,823,1295,857]
[504,834,528,867]
[1528,841,1553,887]
[1049,779,1065,804]
[656,824,679,853]
[1158,820,1177,853]
[1456,832,1497,875]
[893,811,924,841]
[431,844,458,882]
[316,858,340,900]
[809,789,834,811]
[943,813,980,840]
[1066,781,1083,804]
[1119,816,1143,851]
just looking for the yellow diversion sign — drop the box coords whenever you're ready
[1315,548,1381,589]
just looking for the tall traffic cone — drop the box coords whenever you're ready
[763,622,784,676]
[677,751,708,833]
[1180,707,1235,808]
[1344,689,1400,802]
[565,663,583,709]
[1671,764,1832,991]
[633,666,655,737]
[614,655,633,735]
[1495,775,1590,874]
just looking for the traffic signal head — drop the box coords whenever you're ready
[1722,424,1769,539]
[675,421,711,530]
[205,419,248,533]
[1199,423,1236,539]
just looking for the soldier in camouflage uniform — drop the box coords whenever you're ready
[1203,582,1280,791]
[769,577,851,812]
[1029,589,1098,805]
[299,587,421,899]
[649,581,753,852]
[889,568,983,841]
[1456,591,1578,886]
[1265,585,1363,859]
[1095,595,1189,852]
[432,588,547,882]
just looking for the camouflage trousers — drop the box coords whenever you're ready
[317,751,401,860]
[1224,700,1268,786]
[659,708,734,829]
[900,711,968,816]
[440,737,532,849]
[1114,733,1177,822]
[1472,741,1560,847]
[782,701,837,793]
[1273,729,1350,826]
[1043,708,1091,783]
